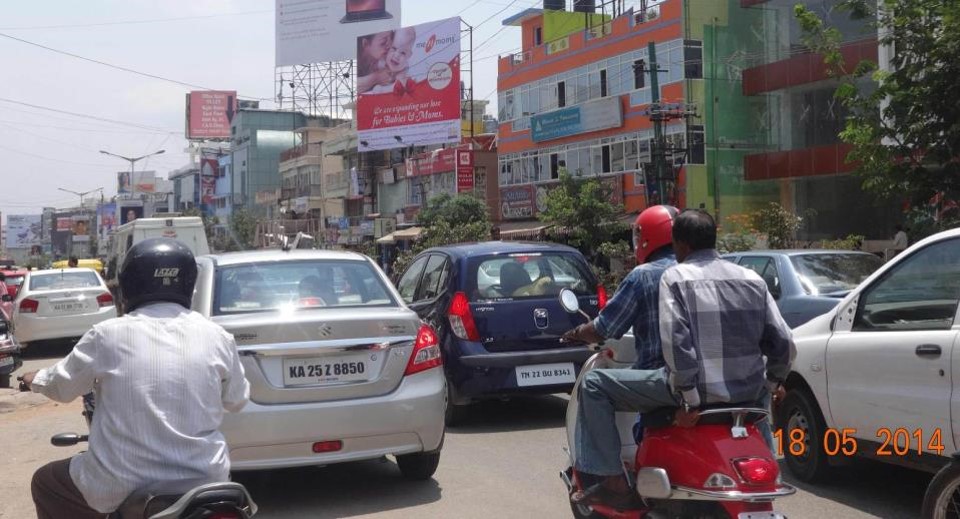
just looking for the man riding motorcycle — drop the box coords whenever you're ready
[562,205,679,507]
[22,238,250,518]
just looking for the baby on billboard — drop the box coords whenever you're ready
[356,18,459,98]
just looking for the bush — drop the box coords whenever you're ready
[821,234,865,250]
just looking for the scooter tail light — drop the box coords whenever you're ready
[733,457,780,486]
[596,284,608,310]
[703,473,738,490]
[447,291,480,341]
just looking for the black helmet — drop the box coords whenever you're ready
[119,238,198,312]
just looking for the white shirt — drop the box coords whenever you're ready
[893,230,909,250]
[32,302,250,513]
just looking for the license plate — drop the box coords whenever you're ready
[0,355,13,368]
[516,362,576,387]
[283,354,370,386]
[52,302,84,313]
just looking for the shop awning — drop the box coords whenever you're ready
[497,221,552,241]
[377,226,423,244]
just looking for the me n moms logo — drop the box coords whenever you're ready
[418,33,457,54]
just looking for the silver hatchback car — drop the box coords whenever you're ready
[194,250,445,480]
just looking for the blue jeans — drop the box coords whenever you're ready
[575,367,678,476]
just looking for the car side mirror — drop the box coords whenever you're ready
[1,294,10,303]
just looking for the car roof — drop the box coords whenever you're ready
[724,250,879,257]
[422,241,582,259]
[29,268,100,276]
[201,249,370,267]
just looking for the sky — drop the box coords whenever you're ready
[0,0,538,224]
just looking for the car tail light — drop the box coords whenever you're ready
[19,298,38,314]
[404,325,442,376]
[96,292,114,308]
[733,457,779,486]
[312,440,343,453]
[596,284,608,310]
[447,291,480,341]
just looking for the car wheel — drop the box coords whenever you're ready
[444,380,467,427]
[921,459,960,519]
[0,374,9,389]
[396,451,441,481]
[777,389,833,483]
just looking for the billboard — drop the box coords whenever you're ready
[186,91,237,140]
[276,0,401,66]
[98,203,116,241]
[120,206,144,225]
[456,149,474,192]
[118,171,157,194]
[201,177,216,205]
[531,97,623,142]
[5,214,41,249]
[357,17,462,151]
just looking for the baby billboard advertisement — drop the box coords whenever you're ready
[357,17,461,151]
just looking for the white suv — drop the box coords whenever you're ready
[778,228,960,482]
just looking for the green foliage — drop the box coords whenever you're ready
[417,193,490,229]
[750,203,805,249]
[228,208,258,251]
[821,234,866,250]
[796,0,960,206]
[717,233,756,254]
[537,173,627,260]
[904,207,960,243]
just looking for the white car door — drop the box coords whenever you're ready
[825,237,960,455]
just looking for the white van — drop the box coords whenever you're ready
[105,217,210,288]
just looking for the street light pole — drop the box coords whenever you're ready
[99,149,166,196]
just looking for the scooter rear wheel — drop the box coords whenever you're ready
[569,499,604,519]
[921,460,960,519]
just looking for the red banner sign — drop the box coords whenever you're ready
[456,150,474,192]
[406,148,456,177]
[201,176,216,205]
[187,91,237,140]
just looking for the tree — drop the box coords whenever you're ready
[228,208,258,251]
[537,173,628,261]
[795,0,960,208]
[391,194,492,278]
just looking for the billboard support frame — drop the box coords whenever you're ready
[462,19,475,140]
[276,61,355,120]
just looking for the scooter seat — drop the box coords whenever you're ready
[641,402,766,429]
[112,478,217,519]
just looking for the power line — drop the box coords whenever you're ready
[0,32,271,101]
[0,97,178,132]
[0,9,272,31]
[0,142,117,167]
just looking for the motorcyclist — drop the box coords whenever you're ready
[562,205,679,507]
[21,238,250,519]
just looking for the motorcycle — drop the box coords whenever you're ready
[556,288,795,519]
[18,378,258,519]
[0,316,21,388]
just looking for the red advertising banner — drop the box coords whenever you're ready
[405,148,456,177]
[201,177,216,205]
[56,218,73,231]
[187,91,237,140]
[456,149,474,192]
[200,157,219,177]
[356,17,462,151]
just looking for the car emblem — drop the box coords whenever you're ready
[534,308,549,330]
[318,324,333,337]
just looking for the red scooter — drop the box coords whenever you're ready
[557,289,795,518]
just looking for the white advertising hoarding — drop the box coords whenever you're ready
[5,214,42,249]
[276,0,401,66]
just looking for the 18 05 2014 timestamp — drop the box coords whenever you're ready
[773,427,947,457]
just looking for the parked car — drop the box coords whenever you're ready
[777,228,960,483]
[722,250,883,328]
[12,268,117,348]
[395,241,606,425]
[0,314,22,388]
[193,250,445,480]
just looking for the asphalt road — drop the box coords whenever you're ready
[6,345,935,519]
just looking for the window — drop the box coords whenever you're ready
[684,40,703,79]
[588,71,602,99]
[29,271,101,291]
[534,26,543,46]
[791,253,882,296]
[634,59,646,89]
[610,142,624,172]
[397,256,429,303]
[550,153,560,180]
[601,145,611,173]
[854,239,960,331]
[470,253,594,301]
[738,257,782,298]
[558,81,567,108]
[600,69,608,97]
[624,140,639,171]
[687,125,706,165]
[417,255,449,301]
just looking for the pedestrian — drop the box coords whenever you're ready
[21,238,249,518]
[567,209,796,508]
[892,224,909,255]
[67,257,79,268]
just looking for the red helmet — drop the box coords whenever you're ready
[634,205,679,264]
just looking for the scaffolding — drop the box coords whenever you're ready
[275,61,356,120]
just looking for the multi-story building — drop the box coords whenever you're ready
[497,0,897,240]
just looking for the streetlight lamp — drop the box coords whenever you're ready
[99,149,166,195]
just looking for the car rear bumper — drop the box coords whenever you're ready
[14,308,116,344]
[447,344,593,400]
[222,368,445,471]
[458,346,594,368]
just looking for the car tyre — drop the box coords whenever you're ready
[777,389,833,483]
[0,374,9,389]
[396,451,441,481]
[444,380,467,427]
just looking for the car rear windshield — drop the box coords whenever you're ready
[5,275,23,287]
[469,253,594,301]
[29,271,101,291]
[790,253,883,295]
[215,260,395,315]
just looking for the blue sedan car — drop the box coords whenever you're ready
[723,250,883,328]
[395,242,606,425]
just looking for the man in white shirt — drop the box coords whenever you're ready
[893,225,909,254]
[22,238,249,518]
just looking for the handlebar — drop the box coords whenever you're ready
[16,376,29,393]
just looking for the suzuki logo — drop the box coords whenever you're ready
[534,308,549,330]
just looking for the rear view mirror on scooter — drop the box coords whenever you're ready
[559,289,580,314]
[50,433,88,446]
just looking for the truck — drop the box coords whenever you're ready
[104,216,210,295]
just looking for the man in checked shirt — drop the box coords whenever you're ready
[568,209,795,508]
